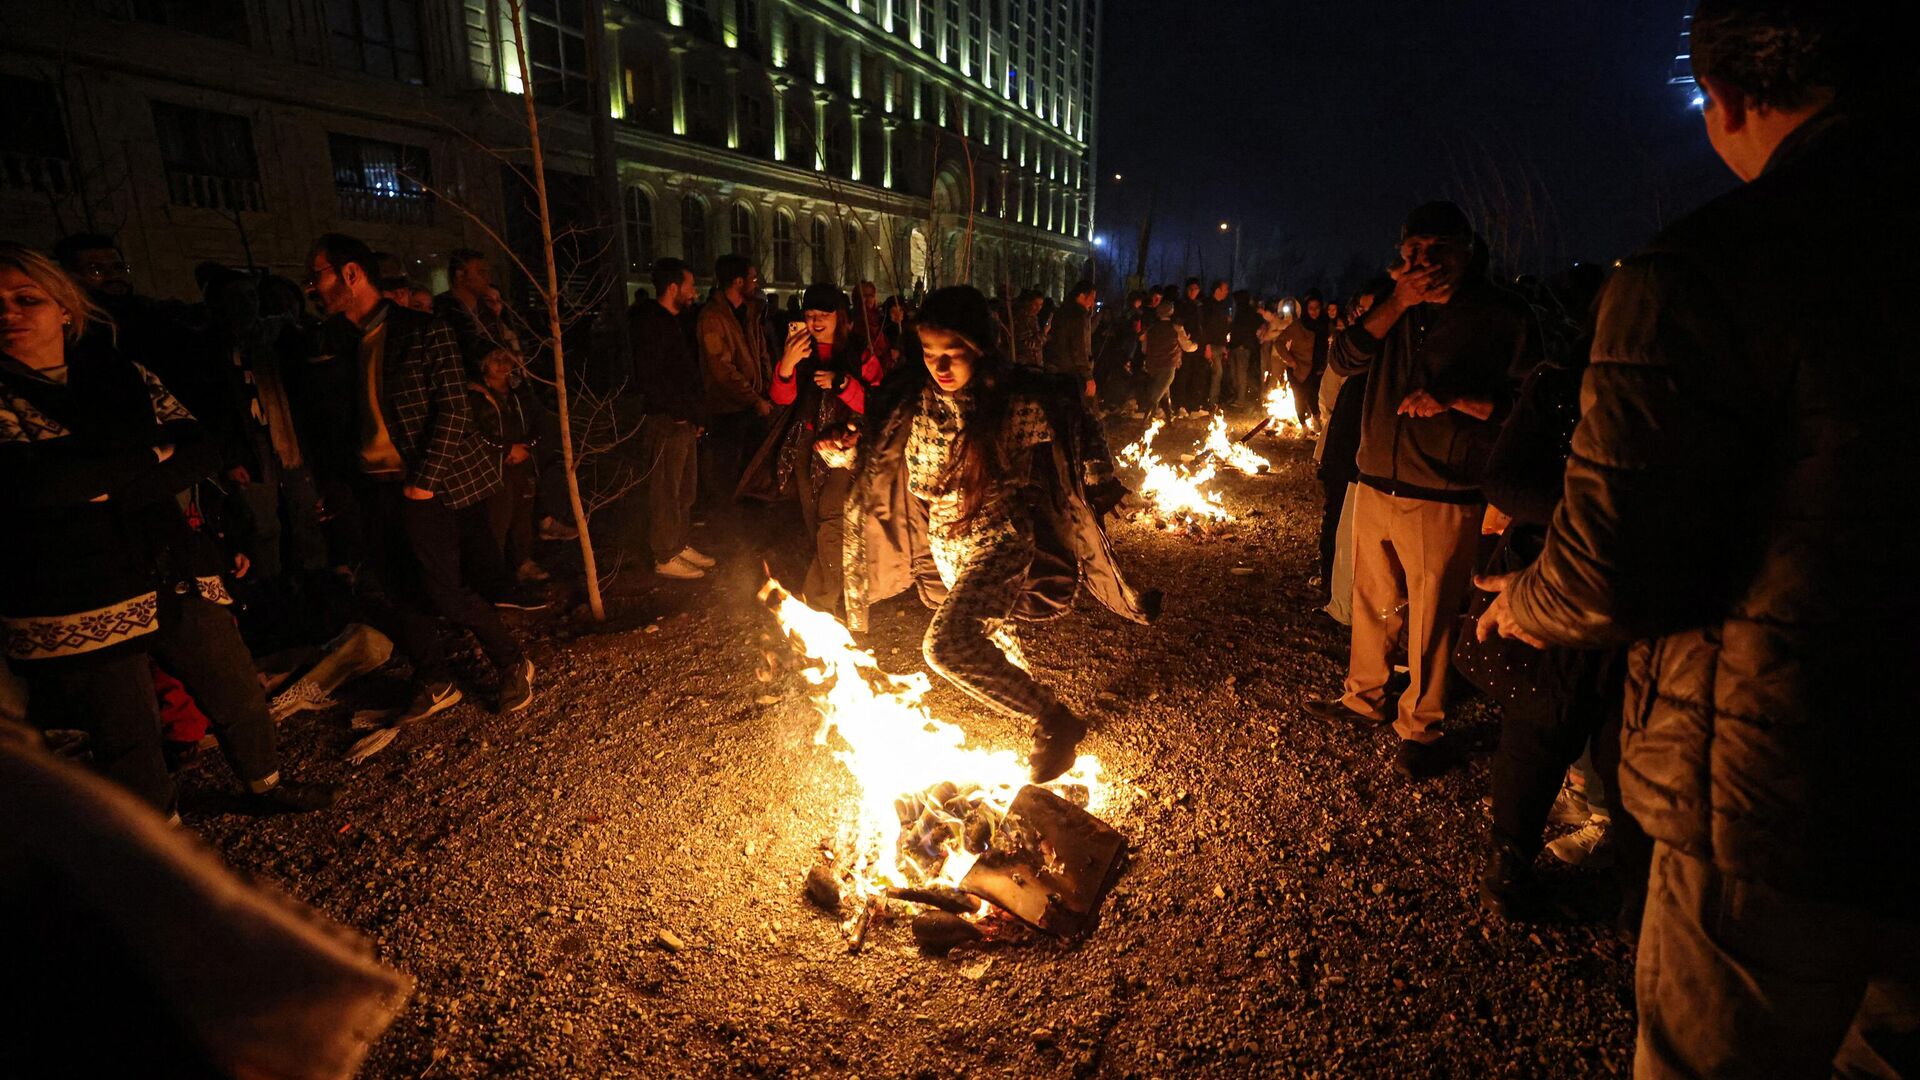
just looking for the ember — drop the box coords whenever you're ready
[758,579,1112,942]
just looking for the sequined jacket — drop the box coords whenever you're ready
[843,368,1159,632]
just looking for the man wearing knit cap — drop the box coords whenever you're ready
[1303,200,1540,779]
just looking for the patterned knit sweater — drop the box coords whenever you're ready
[0,348,229,665]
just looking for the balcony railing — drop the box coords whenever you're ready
[335,187,434,226]
[164,170,264,212]
[1,152,73,195]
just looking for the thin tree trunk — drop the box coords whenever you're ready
[507,0,606,620]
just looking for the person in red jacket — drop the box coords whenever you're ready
[744,284,887,613]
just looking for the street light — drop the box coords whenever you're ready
[1113,172,1123,181]
[1218,221,1240,287]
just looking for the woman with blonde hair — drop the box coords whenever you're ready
[0,242,331,816]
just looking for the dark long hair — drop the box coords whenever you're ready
[914,286,1016,532]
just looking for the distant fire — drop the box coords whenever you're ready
[1116,414,1269,527]
[758,580,1105,928]
[1264,381,1315,438]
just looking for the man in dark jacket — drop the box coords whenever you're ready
[1228,289,1263,406]
[1476,4,1916,1073]
[1194,280,1232,413]
[631,258,714,581]
[1044,281,1097,397]
[304,234,531,718]
[1304,201,1539,779]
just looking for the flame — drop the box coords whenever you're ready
[759,579,1103,912]
[1201,412,1272,476]
[1116,419,1231,525]
[1264,381,1316,437]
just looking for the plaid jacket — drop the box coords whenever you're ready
[313,304,500,510]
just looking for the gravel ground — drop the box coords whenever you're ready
[191,407,1637,1078]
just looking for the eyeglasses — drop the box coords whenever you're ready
[303,262,338,289]
[76,262,131,278]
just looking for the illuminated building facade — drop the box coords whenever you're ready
[0,0,1099,303]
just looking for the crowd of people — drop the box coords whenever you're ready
[0,0,1909,1072]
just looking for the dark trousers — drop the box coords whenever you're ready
[1139,366,1178,419]
[1317,468,1350,590]
[24,594,280,811]
[698,408,758,511]
[355,481,522,685]
[798,458,853,612]
[641,414,699,564]
[488,460,538,569]
[1490,685,1652,918]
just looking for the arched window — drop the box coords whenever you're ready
[773,209,798,282]
[842,221,863,284]
[730,202,756,257]
[681,193,709,269]
[810,216,831,283]
[625,186,655,271]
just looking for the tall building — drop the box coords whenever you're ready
[0,0,1099,304]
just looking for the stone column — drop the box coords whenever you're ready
[771,74,794,163]
[811,87,834,172]
[667,35,690,136]
[723,60,741,149]
[848,103,867,182]
[882,117,899,189]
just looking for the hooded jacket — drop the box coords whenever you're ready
[1328,276,1539,503]
[843,368,1158,633]
[1505,108,1919,909]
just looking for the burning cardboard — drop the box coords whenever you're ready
[958,785,1127,940]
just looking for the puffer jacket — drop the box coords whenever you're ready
[1505,107,1919,911]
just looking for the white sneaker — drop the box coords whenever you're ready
[654,556,706,580]
[1546,818,1613,867]
[676,546,716,569]
[1548,776,1593,826]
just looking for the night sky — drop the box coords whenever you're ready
[1093,0,1733,294]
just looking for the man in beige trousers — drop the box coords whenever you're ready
[1303,201,1538,779]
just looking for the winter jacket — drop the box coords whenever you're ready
[1140,314,1197,374]
[1328,276,1539,503]
[696,295,769,416]
[1506,108,1919,910]
[741,335,888,500]
[302,303,500,509]
[1043,303,1094,380]
[631,302,705,423]
[0,346,231,666]
[843,368,1158,633]
[1270,315,1317,385]
[1198,298,1231,351]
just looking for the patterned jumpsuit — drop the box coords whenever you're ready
[906,384,1061,722]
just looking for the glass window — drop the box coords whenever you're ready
[682,194,710,268]
[730,202,756,257]
[810,217,830,283]
[328,132,432,224]
[525,0,589,111]
[0,74,73,195]
[325,0,425,85]
[842,221,863,283]
[773,210,798,282]
[151,101,263,211]
[96,0,249,43]
[625,187,655,271]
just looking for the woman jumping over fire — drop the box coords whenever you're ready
[842,286,1159,783]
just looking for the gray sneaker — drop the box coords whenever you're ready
[1547,818,1614,867]
[395,681,463,725]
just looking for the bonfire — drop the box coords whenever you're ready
[1115,414,1270,528]
[759,580,1120,950]
[1262,380,1316,438]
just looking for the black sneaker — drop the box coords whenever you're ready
[1478,840,1536,919]
[495,658,534,713]
[1394,737,1452,780]
[396,681,463,724]
[247,777,338,814]
[1303,698,1387,728]
[494,588,551,612]
[1028,706,1088,783]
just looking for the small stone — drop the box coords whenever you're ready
[1212,885,1226,900]
[1371,883,1387,896]
[654,929,685,952]
[644,625,660,634]
[755,694,779,705]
